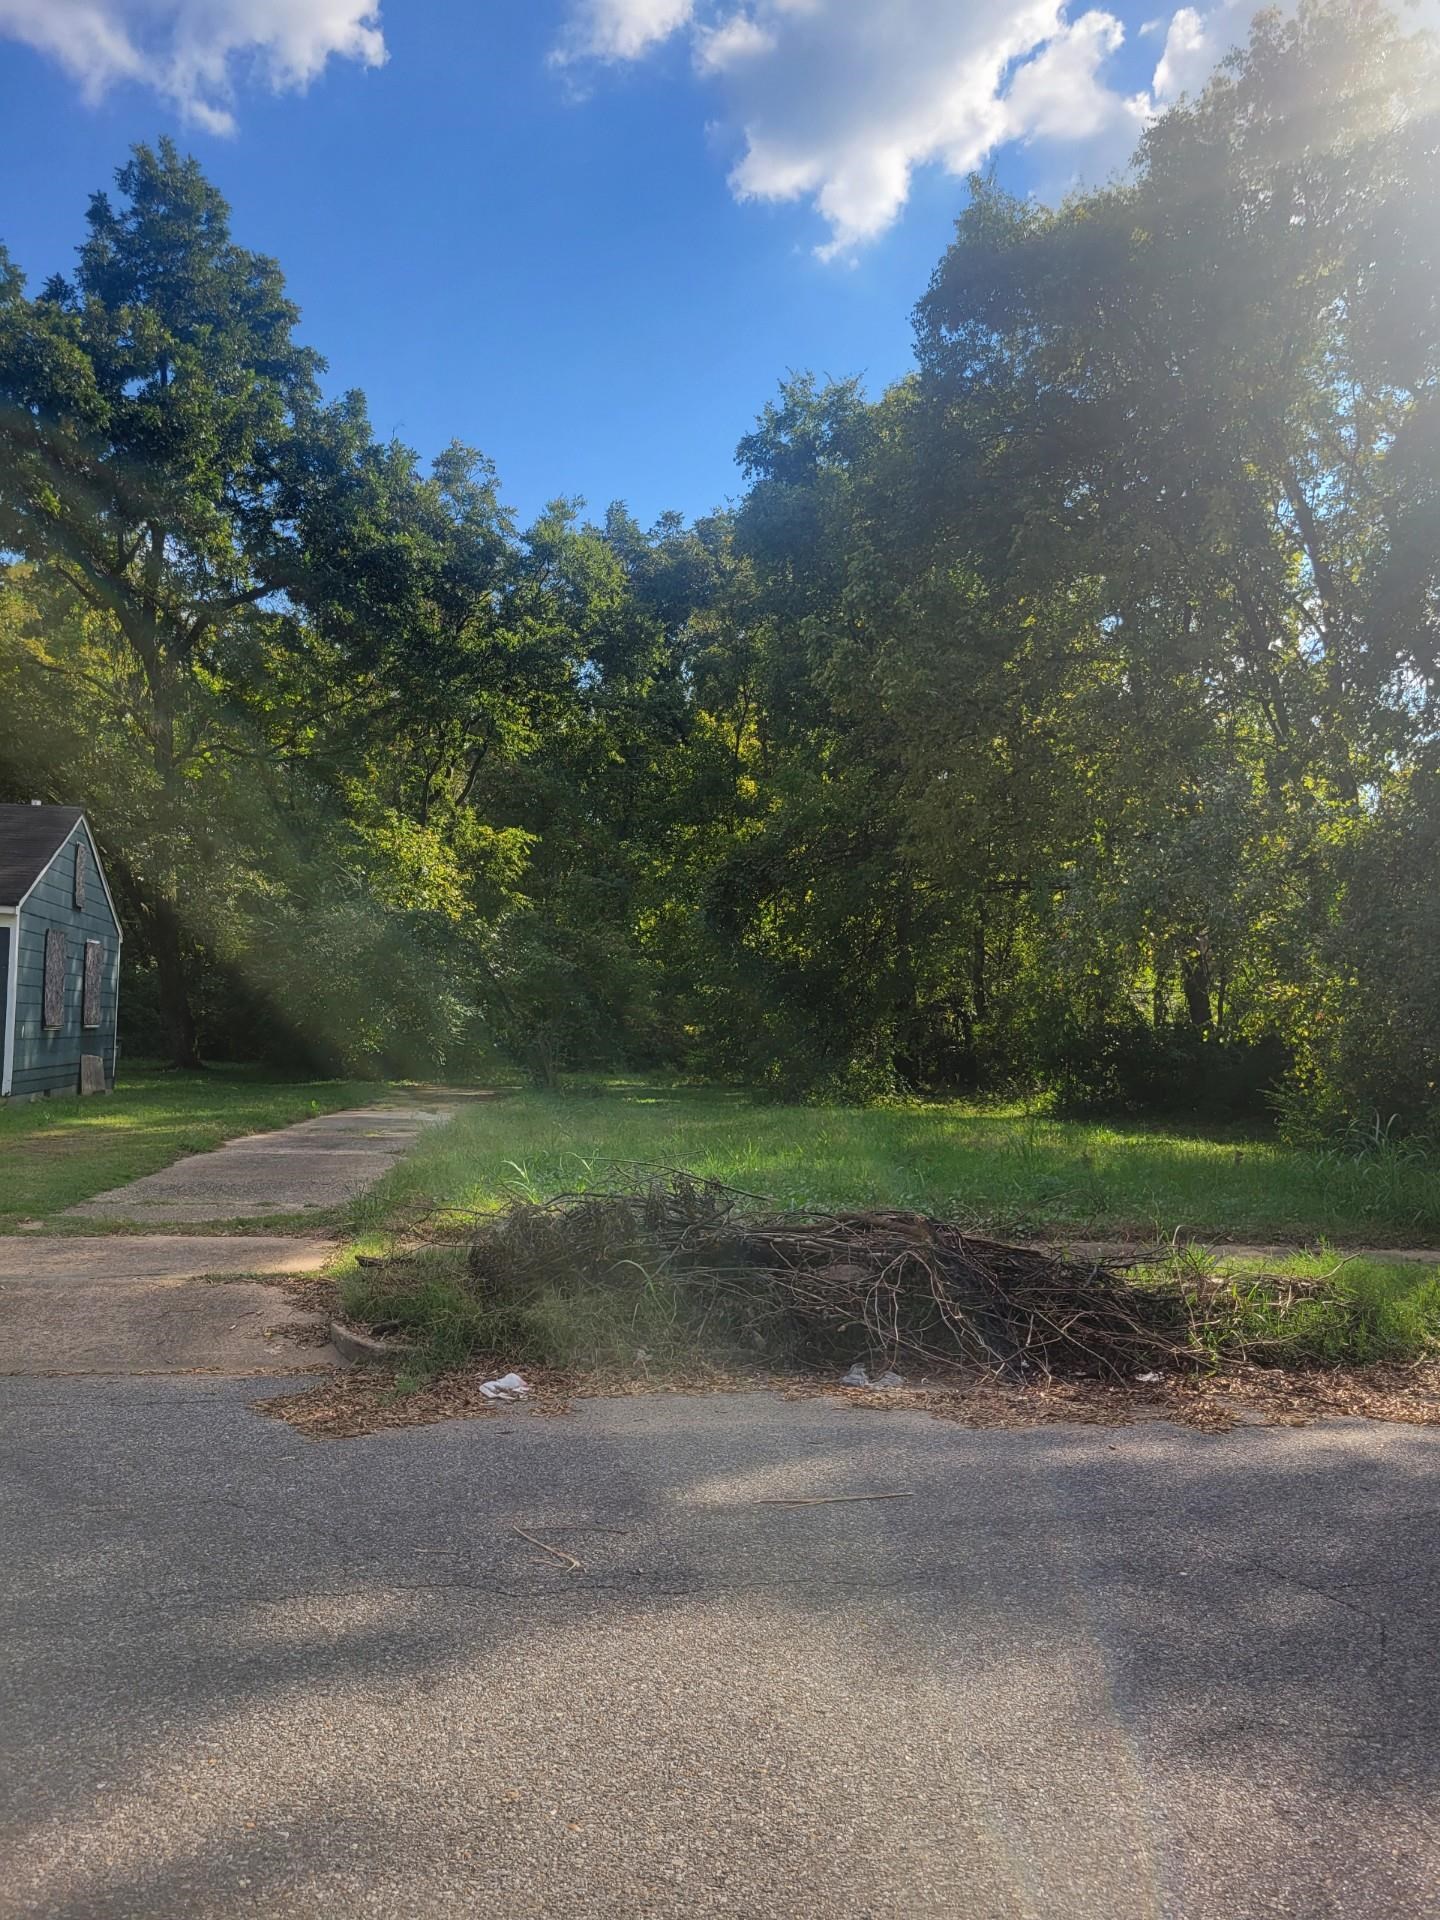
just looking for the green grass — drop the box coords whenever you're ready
[341,1083,1440,1382]
[0,1062,385,1229]
[342,1243,761,1384]
[1152,1248,1440,1369]
[352,1081,1440,1246]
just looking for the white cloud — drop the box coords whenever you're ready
[557,0,1169,255]
[0,0,386,133]
[695,13,776,74]
[1005,10,1150,142]
[561,0,1440,254]
[1151,1,1216,102]
[0,0,145,99]
[557,0,697,63]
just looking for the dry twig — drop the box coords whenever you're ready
[511,1526,584,1571]
[462,1174,1202,1380]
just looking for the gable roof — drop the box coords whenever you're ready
[0,805,85,909]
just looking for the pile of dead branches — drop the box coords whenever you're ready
[462,1172,1198,1380]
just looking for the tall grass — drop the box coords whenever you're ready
[1150,1249,1440,1368]
[342,1239,759,1383]
[351,1083,1440,1245]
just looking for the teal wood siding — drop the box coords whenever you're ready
[10,822,121,1096]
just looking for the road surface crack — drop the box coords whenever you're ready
[1244,1559,1391,1674]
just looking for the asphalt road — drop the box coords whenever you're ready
[3,1384,1437,1919]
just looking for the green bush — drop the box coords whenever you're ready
[1045,1014,1289,1121]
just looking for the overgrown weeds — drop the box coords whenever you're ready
[340,1173,1440,1385]
[1168,1249,1440,1368]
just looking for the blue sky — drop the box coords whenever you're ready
[0,1,1247,528]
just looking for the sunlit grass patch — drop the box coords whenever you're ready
[352,1082,1440,1245]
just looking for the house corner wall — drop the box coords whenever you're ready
[0,914,16,1097]
[8,821,122,1099]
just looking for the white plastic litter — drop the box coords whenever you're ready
[478,1372,530,1401]
[841,1365,906,1389]
[1134,1371,1163,1384]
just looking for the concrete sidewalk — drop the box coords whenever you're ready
[0,1234,338,1375]
[63,1101,454,1225]
[1060,1238,1440,1267]
[2,1098,459,1372]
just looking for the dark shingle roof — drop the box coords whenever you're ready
[0,805,84,908]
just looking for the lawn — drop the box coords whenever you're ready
[342,1084,1440,1380]
[352,1081,1440,1246]
[0,1063,383,1229]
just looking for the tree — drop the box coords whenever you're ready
[905,0,1440,1102]
[0,142,337,1061]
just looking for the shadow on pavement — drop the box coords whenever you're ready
[2,1384,1436,1918]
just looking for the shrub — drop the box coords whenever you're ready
[1045,1014,1288,1121]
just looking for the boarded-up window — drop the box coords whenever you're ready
[42,929,67,1029]
[74,841,88,910]
[83,939,103,1029]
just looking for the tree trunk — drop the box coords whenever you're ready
[151,895,202,1069]
[1181,949,1212,1032]
[970,915,989,1024]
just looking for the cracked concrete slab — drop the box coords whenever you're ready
[0,1274,337,1376]
[0,1235,334,1285]
[2,1102,463,1374]
[63,1102,455,1224]
[0,1235,340,1375]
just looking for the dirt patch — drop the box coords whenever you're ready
[5,1131,129,1164]
[257,1366,577,1439]
[806,1361,1440,1433]
[256,1353,1440,1441]
[257,1356,794,1438]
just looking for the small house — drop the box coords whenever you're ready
[0,805,123,1100]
